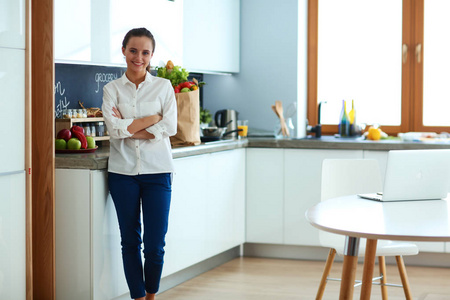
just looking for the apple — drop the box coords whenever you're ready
[71,125,85,135]
[180,87,190,93]
[57,129,72,142]
[55,139,67,150]
[86,136,96,149]
[67,138,81,150]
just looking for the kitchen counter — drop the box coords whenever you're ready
[55,136,450,170]
[55,138,248,170]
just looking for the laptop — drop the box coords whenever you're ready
[358,149,450,201]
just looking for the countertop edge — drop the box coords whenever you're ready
[56,136,450,170]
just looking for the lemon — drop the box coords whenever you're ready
[367,127,381,140]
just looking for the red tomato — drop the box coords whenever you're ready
[179,82,192,89]
[174,87,180,93]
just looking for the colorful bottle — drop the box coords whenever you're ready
[339,100,349,137]
[348,99,356,136]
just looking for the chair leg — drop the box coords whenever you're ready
[378,256,388,300]
[395,256,413,300]
[316,248,337,300]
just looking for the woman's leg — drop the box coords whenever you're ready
[139,173,172,295]
[108,172,146,299]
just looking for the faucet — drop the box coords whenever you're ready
[306,101,326,138]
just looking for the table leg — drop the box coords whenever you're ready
[360,239,378,300]
[339,236,360,300]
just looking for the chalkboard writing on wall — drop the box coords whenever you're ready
[54,63,126,118]
[55,63,204,119]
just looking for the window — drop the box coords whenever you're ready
[307,0,448,135]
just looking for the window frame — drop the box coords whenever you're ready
[307,0,445,136]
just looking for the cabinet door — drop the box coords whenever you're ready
[0,172,26,300]
[55,169,92,300]
[206,149,245,255]
[246,148,284,244]
[0,49,25,173]
[364,150,445,253]
[0,0,26,49]
[183,0,240,73]
[163,154,209,277]
[91,170,128,300]
[55,0,183,65]
[284,149,363,246]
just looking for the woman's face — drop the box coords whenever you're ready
[122,36,153,75]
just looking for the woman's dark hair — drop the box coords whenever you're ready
[122,28,156,71]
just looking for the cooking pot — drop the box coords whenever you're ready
[200,127,242,142]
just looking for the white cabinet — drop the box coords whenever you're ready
[246,148,284,244]
[55,0,183,65]
[363,150,445,253]
[246,148,363,246]
[55,149,245,299]
[0,0,25,49]
[0,48,25,173]
[183,0,240,73]
[284,149,363,246]
[164,149,246,276]
[0,172,26,300]
[55,0,240,73]
[56,169,127,300]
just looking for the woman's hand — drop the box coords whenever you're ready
[112,107,123,119]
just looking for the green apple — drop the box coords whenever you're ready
[180,87,190,93]
[67,138,81,150]
[86,136,96,149]
[55,138,67,150]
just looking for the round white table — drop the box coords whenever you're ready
[306,196,450,300]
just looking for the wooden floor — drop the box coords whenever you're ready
[157,257,450,300]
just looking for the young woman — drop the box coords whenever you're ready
[102,28,177,300]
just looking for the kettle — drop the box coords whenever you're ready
[214,109,239,137]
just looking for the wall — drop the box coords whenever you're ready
[202,0,307,137]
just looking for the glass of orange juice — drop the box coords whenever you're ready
[237,120,248,138]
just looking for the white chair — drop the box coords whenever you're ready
[316,159,419,300]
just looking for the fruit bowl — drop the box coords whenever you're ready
[56,146,98,154]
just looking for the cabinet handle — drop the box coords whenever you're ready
[416,43,422,63]
[402,44,408,64]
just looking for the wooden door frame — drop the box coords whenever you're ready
[29,0,55,298]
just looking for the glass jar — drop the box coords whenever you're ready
[67,109,73,118]
[96,122,105,137]
[76,109,83,118]
[83,123,91,136]
[90,123,96,137]
[82,109,88,118]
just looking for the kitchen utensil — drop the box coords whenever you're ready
[274,101,289,137]
[214,109,239,138]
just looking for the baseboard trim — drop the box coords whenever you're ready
[243,243,450,268]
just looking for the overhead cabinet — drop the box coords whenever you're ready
[183,0,240,73]
[55,0,240,73]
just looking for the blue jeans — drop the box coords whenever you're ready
[108,172,172,299]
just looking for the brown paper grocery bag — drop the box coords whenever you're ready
[170,89,201,147]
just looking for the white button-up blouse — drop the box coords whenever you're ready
[102,72,177,175]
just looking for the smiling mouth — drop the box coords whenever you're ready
[132,61,144,67]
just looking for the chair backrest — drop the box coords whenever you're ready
[319,159,383,248]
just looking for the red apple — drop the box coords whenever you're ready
[57,128,72,142]
[71,125,85,135]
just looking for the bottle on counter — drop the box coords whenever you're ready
[348,99,356,136]
[339,100,349,137]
